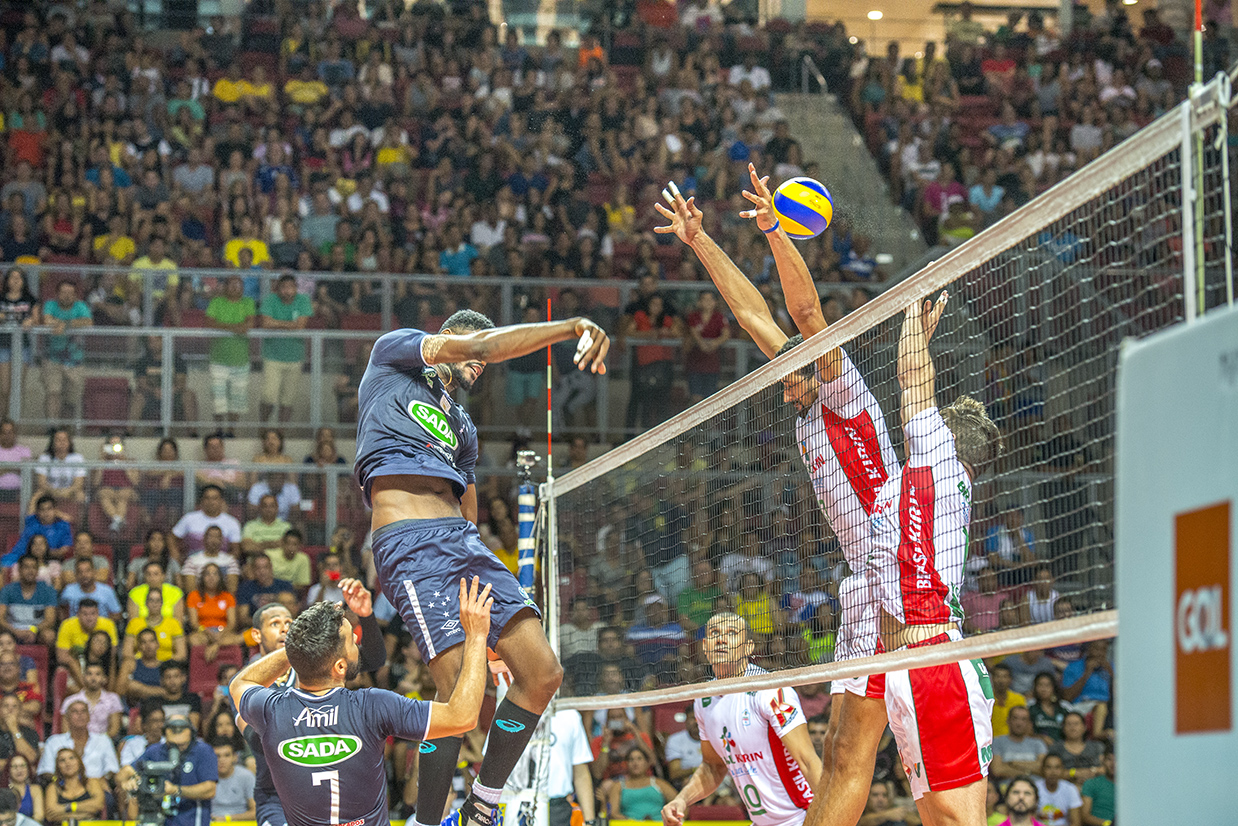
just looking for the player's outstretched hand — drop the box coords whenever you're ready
[662,797,690,826]
[740,163,777,233]
[458,576,493,640]
[339,578,373,618]
[573,318,610,375]
[654,181,703,246]
[922,290,948,342]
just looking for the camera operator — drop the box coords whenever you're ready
[117,714,218,826]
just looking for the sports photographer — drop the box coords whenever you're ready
[116,714,218,826]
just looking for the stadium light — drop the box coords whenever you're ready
[867,9,883,20]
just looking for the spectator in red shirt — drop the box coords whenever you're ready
[685,291,730,404]
[589,709,656,782]
[622,293,681,432]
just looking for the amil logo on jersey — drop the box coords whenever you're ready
[277,735,362,767]
[1173,501,1231,734]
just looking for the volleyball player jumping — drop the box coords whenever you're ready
[655,168,944,826]
[354,311,608,826]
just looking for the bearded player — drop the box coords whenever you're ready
[354,310,608,826]
[663,612,821,826]
[867,300,1003,825]
[655,169,945,826]
[237,581,385,826]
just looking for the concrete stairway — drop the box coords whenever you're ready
[775,92,927,275]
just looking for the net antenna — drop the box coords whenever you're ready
[538,70,1236,714]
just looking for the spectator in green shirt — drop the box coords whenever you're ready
[1080,745,1115,825]
[266,527,312,588]
[241,493,292,557]
[676,559,722,635]
[42,279,92,421]
[258,273,312,423]
[204,276,255,432]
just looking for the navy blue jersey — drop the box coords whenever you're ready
[354,329,479,508]
[239,685,431,826]
[233,669,295,817]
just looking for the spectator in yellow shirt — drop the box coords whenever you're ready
[55,599,119,689]
[990,662,1028,737]
[128,237,180,320]
[93,214,136,266]
[222,215,271,268]
[212,64,246,104]
[121,589,186,663]
[283,65,330,111]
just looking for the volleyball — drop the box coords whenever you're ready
[772,177,834,239]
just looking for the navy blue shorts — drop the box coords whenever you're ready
[372,517,540,662]
[256,797,287,826]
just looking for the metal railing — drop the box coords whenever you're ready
[1,457,540,554]
[800,54,827,95]
[4,266,893,439]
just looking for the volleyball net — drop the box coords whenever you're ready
[538,72,1235,713]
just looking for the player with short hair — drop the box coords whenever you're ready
[867,301,1003,824]
[239,583,385,826]
[655,169,945,826]
[231,578,494,826]
[354,309,609,826]
[663,612,821,826]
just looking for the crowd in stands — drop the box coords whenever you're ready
[0,0,1154,821]
[0,0,890,437]
[849,0,1208,248]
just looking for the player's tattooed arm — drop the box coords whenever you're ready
[421,334,447,364]
[420,321,610,374]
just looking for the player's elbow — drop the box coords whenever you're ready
[440,706,480,738]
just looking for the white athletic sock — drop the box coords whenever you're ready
[470,781,503,807]
[413,820,438,826]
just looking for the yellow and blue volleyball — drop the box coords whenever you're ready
[772,177,833,240]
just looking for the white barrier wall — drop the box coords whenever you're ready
[1116,305,1238,824]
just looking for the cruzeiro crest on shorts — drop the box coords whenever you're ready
[407,400,459,450]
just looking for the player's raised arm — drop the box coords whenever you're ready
[897,297,944,426]
[740,164,844,381]
[426,576,493,739]
[423,318,610,374]
[662,738,731,826]
[655,183,788,360]
[229,646,291,714]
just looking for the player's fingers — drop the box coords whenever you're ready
[653,202,674,219]
[741,189,760,204]
[668,180,682,206]
[590,333,611,374]
[759,175,771,193]
[685,196,699,215]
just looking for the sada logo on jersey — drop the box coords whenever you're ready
[407,400,459,450]
[277,735,362,767]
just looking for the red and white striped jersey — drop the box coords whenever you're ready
[869,408,972,626]
[795,349,900,571]
[694,665,813,826]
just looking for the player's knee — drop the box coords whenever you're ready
[540,658,564,695]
